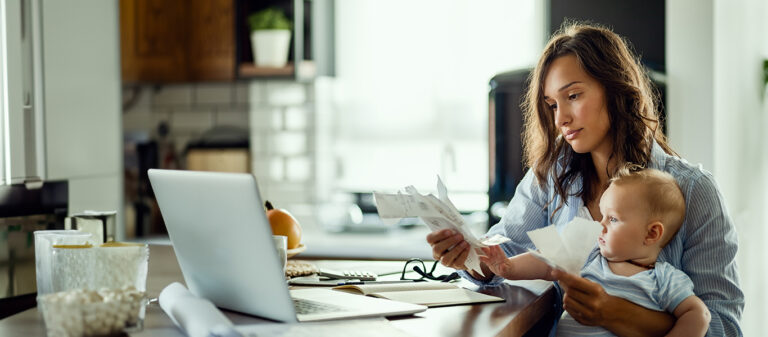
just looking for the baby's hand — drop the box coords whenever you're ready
[479,245,515,279]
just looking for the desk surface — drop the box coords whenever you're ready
[0,245,556,337]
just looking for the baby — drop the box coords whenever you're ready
[480,168,710,336]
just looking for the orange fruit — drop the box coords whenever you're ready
[265,201,302,249]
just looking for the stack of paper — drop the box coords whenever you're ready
[374,177,510,276]
[526,217,603,274]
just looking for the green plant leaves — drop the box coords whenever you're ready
[763,59,768,93]
[248,7,292,31]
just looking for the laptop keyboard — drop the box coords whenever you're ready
[293,298,347,315]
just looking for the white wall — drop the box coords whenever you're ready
[667,0,715,170]
[669,0,767,334]
[713,1,766,335]
[42,0,123,239]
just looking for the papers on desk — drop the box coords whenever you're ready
[157,283,415,337]
[526,217,603,275]
[159,282,241,337]
[333,281,504,307]
[236,318,413,337]
[374,177,511,275]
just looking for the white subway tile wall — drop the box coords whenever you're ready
[151,85,192,107]
[284,106,308,130]
[194,83,234,105]
[265,82,307,106]
[122,80,315,211]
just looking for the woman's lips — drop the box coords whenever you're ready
[565,128,582,141]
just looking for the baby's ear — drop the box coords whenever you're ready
[645,221,664,245]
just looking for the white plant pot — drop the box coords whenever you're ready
[251,30,291,68]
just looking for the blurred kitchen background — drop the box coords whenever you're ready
[1,0,767,332]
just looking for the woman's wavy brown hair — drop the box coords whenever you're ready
[522,22,676,217]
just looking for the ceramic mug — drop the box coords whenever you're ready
[272,235,287,275]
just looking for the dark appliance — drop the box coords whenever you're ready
[488,70,531,227]
[0,181,68,318]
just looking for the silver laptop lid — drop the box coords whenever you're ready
[148,169,297,322]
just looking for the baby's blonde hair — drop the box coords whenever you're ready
[610,168,685,247]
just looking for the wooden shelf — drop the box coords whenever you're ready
[238,62,294,78]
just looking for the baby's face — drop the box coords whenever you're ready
[597,184,650,261]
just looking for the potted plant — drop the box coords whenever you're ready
[248,8,293,68]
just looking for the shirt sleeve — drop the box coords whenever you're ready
[656,264,696,313]
[459,169,551,286]
[680,172,744,336]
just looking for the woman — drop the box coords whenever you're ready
[427,23,743,336]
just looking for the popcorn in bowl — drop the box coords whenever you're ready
[38,286,147,337]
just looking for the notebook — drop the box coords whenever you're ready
[333,282,505,307]
[148,169,427,322]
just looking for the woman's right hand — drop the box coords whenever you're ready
[426,229,470,270]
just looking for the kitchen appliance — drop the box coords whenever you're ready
[0,181,67,319]
[0,0,122,318]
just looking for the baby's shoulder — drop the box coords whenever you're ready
[652,261,691,284]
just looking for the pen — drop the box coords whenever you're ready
[337,279,427,285]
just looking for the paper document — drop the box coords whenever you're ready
[374,177,511,275]
[333,282,504,307]
[526,217,602,274]
[158,282,241,337]
[236,318,413,337]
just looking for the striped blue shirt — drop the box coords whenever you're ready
[556,257,695,336]
[460,141,744,336]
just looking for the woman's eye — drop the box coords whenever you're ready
[568,93,580,100]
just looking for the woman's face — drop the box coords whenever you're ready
[543,54,611,155]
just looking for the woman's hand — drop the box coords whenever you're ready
[426,229,471,270]
[478,245,515,279]
[552,269,611,326]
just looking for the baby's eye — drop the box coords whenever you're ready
[609,216,618,223]
[568,93,580,100]
[548,103,557,111]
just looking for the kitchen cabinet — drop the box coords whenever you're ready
[120,0,235,82]
[235,0,335,80]
[120,0,333,83]
[0,0,46,186]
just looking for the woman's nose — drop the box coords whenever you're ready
[554,105,571,126]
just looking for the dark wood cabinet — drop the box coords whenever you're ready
[120,0,235,83]
[120,0,331,83]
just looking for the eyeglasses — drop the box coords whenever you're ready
[400,258,460,282]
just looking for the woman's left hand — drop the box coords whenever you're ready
[552,269,613,326]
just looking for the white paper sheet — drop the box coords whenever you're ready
[374,177,510,275]
[158,282,240,337]
[236,318,412,337]
[525,217,602,274]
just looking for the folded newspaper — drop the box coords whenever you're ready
[525,217,603,275]
[373,177,510,276]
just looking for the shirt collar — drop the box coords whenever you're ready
[647,139,668,170]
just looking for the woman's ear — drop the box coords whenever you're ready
[644,221,664,245]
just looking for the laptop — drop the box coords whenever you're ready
[147,169,426,322]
